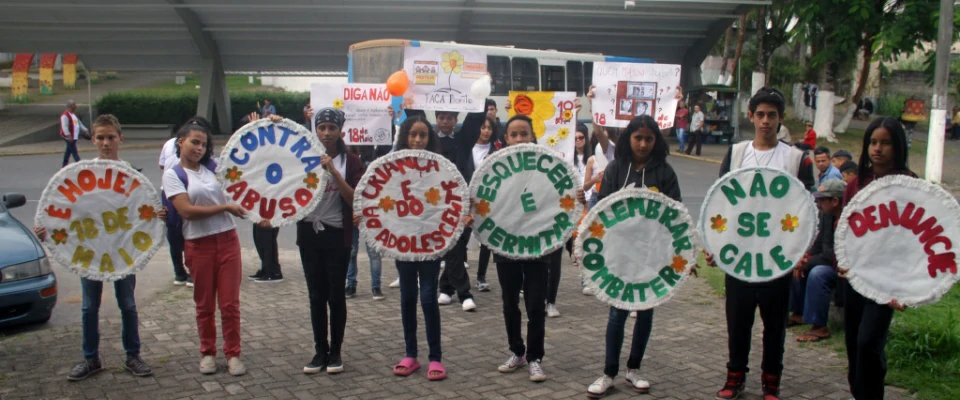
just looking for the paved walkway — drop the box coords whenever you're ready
[1,247,908,400]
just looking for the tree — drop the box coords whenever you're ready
[754,0,796,88]
[718,25,734,84]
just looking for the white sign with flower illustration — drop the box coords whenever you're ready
[402,46,487,112]
[575,188,699,311]
[218,118,328,227]
[699,167,818,283]
[35,160,166,281]
[508,91,577,164]
[310,83,393,145]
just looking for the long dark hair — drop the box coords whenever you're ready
[185,115,217,135]
[395,116,440,153]
[174,123,215,164]
[574,123,592,167]
[615,115,669,163]
[504,115,537,145]
[480,116,502,147]
[858,117,910,186]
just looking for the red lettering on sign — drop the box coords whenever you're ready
[848,200,956,278]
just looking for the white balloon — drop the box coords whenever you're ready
[471,75,492,100]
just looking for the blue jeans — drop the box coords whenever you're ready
[81,276,140,359]
[164,211,188,280]
[62,139,80,167]
[347,228,382,289]
[604,307,653,377]
[676,128,687,150]
[789,265,837,326]
[396,260,442,362]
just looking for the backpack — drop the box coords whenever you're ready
[162,159,218,229]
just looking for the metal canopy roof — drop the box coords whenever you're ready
[0,0,762,75]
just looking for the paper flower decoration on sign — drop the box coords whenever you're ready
[836,175,960,307]
[354,150,470,261]
[469,144,583,259]
[217,118,327,226]
[575,188,700,311]
[34,160,166,281]
[699,167,817,283]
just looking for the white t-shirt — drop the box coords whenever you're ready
[472,143,490,170]
[691,111,705,131]
[162,165,236,240]
[740,141,794,171]
[304,155,347,229]
[158,137,179,171]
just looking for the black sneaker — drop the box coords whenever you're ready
[248,270,264,280]
[67,358,102,381]
[303,354,327,374]
[476,278,490,292]
[254,274,284,283]
[125,355,153,377]
[326,356,344,374]
[345,286,357,299]
[372,288,385,300]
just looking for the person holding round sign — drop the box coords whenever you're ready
[470,114,585,382]
[354,116,473,381]
[582,115,689,398]
[835,117,942,400]
[296,108,366,376]
[705,88,816,400]
[34,114,160,381]
[163,123,249,376]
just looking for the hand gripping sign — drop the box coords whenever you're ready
[218,118,327,226]
[700,167,818,283]
[575,188,700,311]
[836,175,960,306]
[354,150,470,261]
[35,160,165,281]
[470,144,583,259]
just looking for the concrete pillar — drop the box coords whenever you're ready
[198,58,231,134]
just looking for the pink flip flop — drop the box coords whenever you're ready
[393,357,420,377]
[427,361,447,381]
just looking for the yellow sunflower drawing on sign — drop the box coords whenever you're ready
[440,51,464,92]
[511,92,556,139]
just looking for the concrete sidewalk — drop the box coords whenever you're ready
[0,247,910,400]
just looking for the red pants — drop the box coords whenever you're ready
[185,229,242,357]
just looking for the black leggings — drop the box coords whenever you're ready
[546,249,563,304]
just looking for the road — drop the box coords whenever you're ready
[0,148,722,333]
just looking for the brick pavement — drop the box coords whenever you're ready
[0,248,911,399]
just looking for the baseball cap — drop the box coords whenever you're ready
[832,149,853,159]
[839,160,858,174]
[814,179,847,199]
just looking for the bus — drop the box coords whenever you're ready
[348,39,654,123]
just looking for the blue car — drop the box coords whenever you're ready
[0,193,57,328]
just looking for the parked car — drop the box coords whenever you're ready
[0,193,57,328]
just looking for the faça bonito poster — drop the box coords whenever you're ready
[591,62,682,129]
[402,47,487,113]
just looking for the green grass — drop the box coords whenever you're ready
[134,75,276,95]
[697,257,960,400]
[780,117,951,159]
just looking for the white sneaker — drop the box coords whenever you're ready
[587,375,614,398]
[528,360,547,382]
[464,261,469,269]
[582,286,594,296]
[438,293,452,305]
[546,303,561,318]
[630,311,637,318]
[462,298,477,312]
[625,369,650,393]
[498,355,526,373]
[199,355,216,374]
[388,278,400,288]
[227,357,246,376]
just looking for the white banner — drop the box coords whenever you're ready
[311,83,393,145]
[354,150,470,261]
[35,160,165,281]
[509,91,577,164]
[836,175,960,306]
[699,167,818,283]
[591,62,682,129]
[403,47,487,112]
[218,118,327,226]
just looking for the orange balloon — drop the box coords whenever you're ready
[386,71,409,96]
